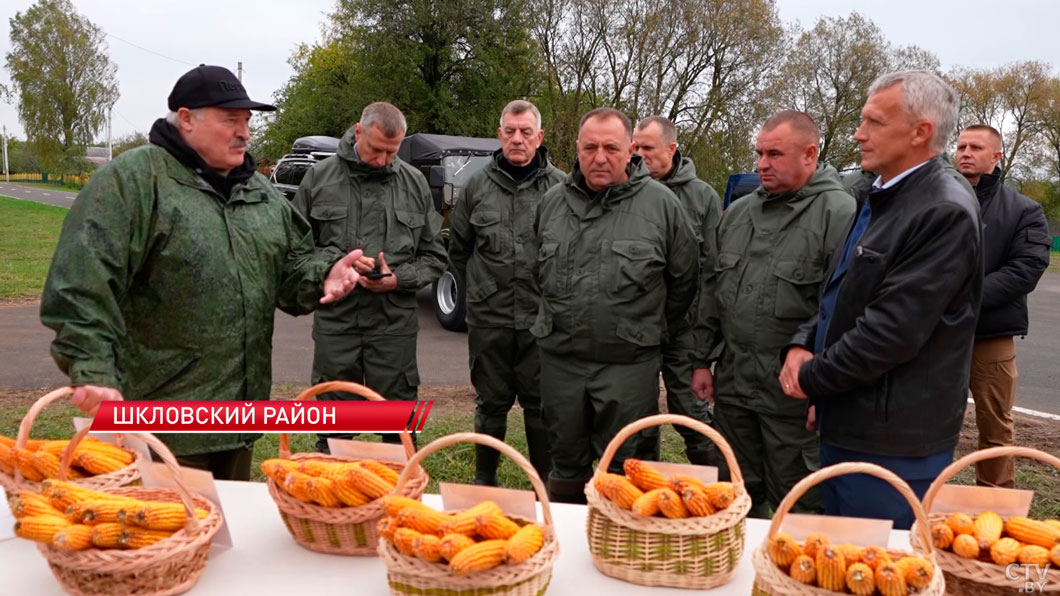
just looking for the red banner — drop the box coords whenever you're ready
[89,400,433,434]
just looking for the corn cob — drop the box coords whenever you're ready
[13,447,44,481]
[0,441,15,475]
[896,556,934,589]
[439,501,503,536]
[1019,544,1051,566]
[837,543,861,564]
[449,539,507,574]
[679,481,716,517]
[38,440,70,456]
[75,450,128,475]
[846,562,875,595]
[1005,517,1060,549]
[15,514,71,543]
[413,533,443,563]
[53,524,95,551]
[476,513,521,540]
[656,488,689,519]
[30,449,77,480]
[622,458,668,491]
[283,470,317,503]
[802,533,830,559]
[330,474,371,507]
[767,533,800,568]
[631,488,665,517]
[0,434,14,447]
[704,482,735,510]
[789,554,816,585]
[974,510,1004,548]
[76,439,135,466]
[991,536,1021,566]
[382,495,429,518]
[816,545,847,591]
[0,436,47,450]
[344,465,395,499]
[127,501,209,531]
[946,512,975,536]
[506,523,544,564]
[9,491,61,518]
[931,521,954,549]
[305,476,341,507]
[260,459,299,483]
[42,480,115,511]
[91,522,126,548]
[357,460,400,485]
[859,544,890,570]
[593,473,643,510]
[953,533,982,559]
[119,527,174,549]
[439,533,477,561]
[874,562,908,596]
[80,499,130,524]
[296,459,335,477]
[377,516,399,541]
[1051,544,1060,567]
[397,505,451,534]
[393,527,423,556]
[1044,519,1060,533]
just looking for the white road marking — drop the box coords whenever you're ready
[967,397,1060,421]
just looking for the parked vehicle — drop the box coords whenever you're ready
[269,135,340,200]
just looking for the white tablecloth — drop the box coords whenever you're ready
[0,480,914,595]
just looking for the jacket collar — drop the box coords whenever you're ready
[148,118,259,201]
[974,166,1003,204]
[486,146,554,189]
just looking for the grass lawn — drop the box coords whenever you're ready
[8,181,80,193]
[0,195,67,301]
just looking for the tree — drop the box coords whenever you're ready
[111,131,148,158]
[5,0,120,172]
[1039,77,1060,182]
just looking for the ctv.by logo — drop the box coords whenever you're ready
[1007,563,1052,593]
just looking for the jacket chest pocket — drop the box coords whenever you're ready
[387,209,424,258]
[537,242,564,296]
[773,259,823,319]
[308,203,348,248]
[714,252,741,310]
[470,209,509,256]
[609,240,663,296]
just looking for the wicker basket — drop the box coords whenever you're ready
[752,461,946,596]
[378,432,559,596]
[910,446,1060,595]
[35,425,224,596]
[0,386,142,493]
[265,380,429,556]
[584,413,752,589]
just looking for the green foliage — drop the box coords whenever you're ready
[110,132,148,158]
[0,195,67,300]
[2,138,44,173]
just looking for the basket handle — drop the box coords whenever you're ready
[921,446,1060,514]
[766,461,934,556]
[594,413,744,486]
[14,386,128,482]
[60,425,204,533]
[394,432,554,529]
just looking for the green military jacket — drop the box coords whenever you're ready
[694,164,856,416]
[448,147,565,329]
[532,155,699,363]
[293,127,446,336]
[40,144,332,455]
[660,151,723,330]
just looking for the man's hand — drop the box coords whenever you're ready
[358,252,399,293]
[322,249,364,304]
[806,405,817,433]
[691,368,716,404]
[71,385,123,415]
[780,346,813,399]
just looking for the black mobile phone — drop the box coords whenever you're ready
[364,262,392,280]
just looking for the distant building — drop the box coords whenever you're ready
[85,146,109,166]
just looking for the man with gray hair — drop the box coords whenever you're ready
[448,100,564,485]
[294,101,446,451]
[779,71,983,528]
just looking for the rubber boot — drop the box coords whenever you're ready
[547,475,589,504]
[685,445,717,467]
[523,413,553,484]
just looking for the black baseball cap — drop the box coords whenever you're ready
[167,64,275,112]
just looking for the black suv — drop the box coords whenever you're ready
[269,135,340,200]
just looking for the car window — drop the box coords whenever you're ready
[273,160,314,186]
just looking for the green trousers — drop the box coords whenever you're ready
[154,444,254,481]
[310,330,419,452]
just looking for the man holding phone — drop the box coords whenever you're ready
[293,102,446,451]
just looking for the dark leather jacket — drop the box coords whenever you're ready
[789,157,983,457]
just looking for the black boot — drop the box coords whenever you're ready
[685,445,717,467]
[474,444,502,486]
[523,413,552,484]
[547,475,589,504]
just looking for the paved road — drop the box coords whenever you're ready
[0,182,78,208]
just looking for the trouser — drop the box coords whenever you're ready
[713,401,820,518]
[310,330,419,452]
[819,443,953,530]
[468,325,551,486]
[162,444,254,481]
[970,336,1018,488]
[539,350,660,503]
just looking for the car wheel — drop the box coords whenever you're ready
[433,267,467,332]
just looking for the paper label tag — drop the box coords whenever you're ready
[138,461,233,555]
[648,461,718,484]
[782,513,893,547]
[72,417,152,462]
[933,484,1033,517]
[439,482,538,521]
[327,438,408,463]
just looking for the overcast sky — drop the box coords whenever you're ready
[1,0,1058,143]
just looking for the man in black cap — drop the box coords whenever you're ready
[40,65,366,480]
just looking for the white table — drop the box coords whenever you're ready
[1,481,914,595]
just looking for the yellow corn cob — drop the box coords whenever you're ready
[91,522,126,548]
[802,533,830,559]
[393,527,423,556]
[15,514,71,543]
[296,459,335,477]
[38,440,71,456]
[120,527,174,549]
[332,475,372,507]
[13,447,44,481]
[128,501,209,531]
[260,459,299,483]
[476,513,521,540]
[990,537,1021,565]
[506,523,544,564]
[974,510,1004,548]
[846,562,876,595]
[622,458,668,491]
[704,482,735,510]
[816,545,847,591]
[357,460,400,485]
[305,476,341,507]
[283,470,317,502]
[0,441,15,475]
[440,533,477,561]
[946,512,975,536]
[440,501,503,536]
[382,495,429,518]
[76,439,135,466]
[0,434,14,447]
[322,462,360,483]
[42,480,115,511]
[1044,519,1060,533]
[767,532,800,568]
[31,449,84,480]
[377,516,398,541]
[931,521,954,549]
[594,473,644,510]
[413,533,443,563]
[449,539,507,574]
[75,450,128,475]
[789,554,816,585]
[837,543,861,564]
[668,473,707,493]
[656,488,689,519]
[344,465,394,499]
[1019,544,1051,566]
[953,533,981,559]
[875,562,908,596]
[53,524,95,551]
[859,544,890,570]
[679,482,716,517]
[397,505,451,534]
[80,499,130,524]
[631,488,665,517]
[896,556,934,589]
[1050,544,1060,567]
[10,491,61,518]
[1005,517,1060,549]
